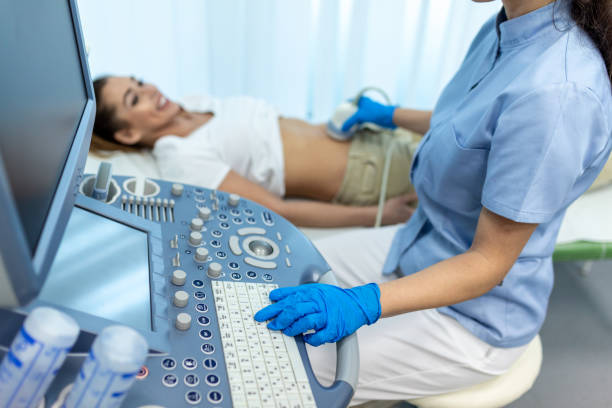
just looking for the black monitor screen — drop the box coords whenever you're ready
[0,1,87,255]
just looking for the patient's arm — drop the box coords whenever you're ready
[218,170,415,228]
[392,109,432,135]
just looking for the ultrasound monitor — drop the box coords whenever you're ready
[0,0,94,307]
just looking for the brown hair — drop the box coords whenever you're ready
[90,76,141,153]
[569,0,612,83]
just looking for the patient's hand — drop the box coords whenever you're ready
[382,193,418,225]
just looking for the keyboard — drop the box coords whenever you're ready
[212,281,316,408]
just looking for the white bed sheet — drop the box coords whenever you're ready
[85,153,612,245]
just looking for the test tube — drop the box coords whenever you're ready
[63,325,148,408]
[0,307,79,408]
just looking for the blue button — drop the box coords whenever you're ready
[246,271,257,279]
[211,239,221,247]
[207,390,223,403]
[216,251,227,259]
[206,374,220,386]
[212,230,222,237]
[194,291,206,300]
[263,273,273,281]
[192,280,204,288]
[218,214,228,220]
[246,217,256,224]
[220,222,230,229]
[233,217,243,224]
[195,303,208,313]
[162,373,178,387]
[182,358,197,370]
[199,329,213,340]
[230,209,240,216]
[262,211,274,225]
[185,390,202,404]
[201,343,215,354]
[161,358,176,370]
[184,373,200,387]
[229,262,239,270]
[244,209,254,215]
[203,358,217,370]
[231,272,241,280]
[197,315,210,326]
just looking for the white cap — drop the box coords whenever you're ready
[23,307,79,348]
[92,325,148,373]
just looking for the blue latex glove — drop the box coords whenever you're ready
[341,96,397,132]
[253,282,381,346]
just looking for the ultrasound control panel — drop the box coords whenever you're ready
[40,172,358,408]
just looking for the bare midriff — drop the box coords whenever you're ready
[278,118,350,201]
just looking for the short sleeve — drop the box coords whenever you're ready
[482,83,609,223]
[153,135,230,189]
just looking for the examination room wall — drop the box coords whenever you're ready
[76,0,501,121]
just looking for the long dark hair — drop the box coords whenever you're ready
[570,0,612,83]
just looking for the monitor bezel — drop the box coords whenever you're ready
[0,0,94,307]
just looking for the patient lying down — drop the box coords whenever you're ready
[91,76,418,228]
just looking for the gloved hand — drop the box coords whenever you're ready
[253,282,381,346]
[341,96,397,132]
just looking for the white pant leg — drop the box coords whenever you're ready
[306,225,528,405]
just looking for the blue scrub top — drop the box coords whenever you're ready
[383,1,612,348]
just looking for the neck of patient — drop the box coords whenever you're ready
[140,110,213,147]
[502,0,555,19]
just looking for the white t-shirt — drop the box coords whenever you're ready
[153,95,285,196]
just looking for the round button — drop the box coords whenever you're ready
[195,247,209,263]
[175,313,192,331]
[198,207,211,220]
[171,183,184,197]
[162,373,178,387]
[197,315,210,326]
[195,303,208,313]
[184,374,200,387]
[207,262,222,278]
[190,218,204,232]
[205,374,220,386]
[210,239,221,247]
[218,214,228,221]
[189,231,202,246]
[194,291,206,300]
[233,217,243,224]
[171,269,187,286]
[228,193,240,206]
[161,358,176,370]
[185,391,202,405]
[203,358,217,370]
[192,279,204,288]
[173,291,189,308]
[230,209,240,216]
[244,208,254,215]
[182,358,197,370]
[229,262,239,270]
[246,217,256,224]
[207,390,223,404]
[246,271,257,279]
[216,251,227,259]
[219,222,230,230]
[201,343,215,354]
[263,273,273,281]
[199,329,213,340]
[230,272,241,280]
[212,230,222,238]
[136,365,148,379]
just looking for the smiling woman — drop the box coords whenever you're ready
[90,76,422,228]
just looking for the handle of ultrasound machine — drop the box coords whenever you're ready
[316,270,360,397]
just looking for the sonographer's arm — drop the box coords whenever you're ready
[218,170,415,228]
[392,108,432,135]
[379,207,538,317]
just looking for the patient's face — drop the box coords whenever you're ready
[100,76,181,135]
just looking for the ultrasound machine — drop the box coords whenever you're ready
[0,1,358,406]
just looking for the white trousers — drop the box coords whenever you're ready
[306,225,528,406]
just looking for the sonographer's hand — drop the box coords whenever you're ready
[254,283,381,346]
[382,193,418,225]
[341,96,397,131]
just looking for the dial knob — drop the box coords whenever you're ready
[228,193,240,207]
[171,183,184,197]
[189,231,202,246]
[171,269,187,286]
[198,207,211,220]
[195,247,209,262]
[175,313,192,331]
[207,262,222,279]
[173,291,189,308]
[190,218,204,231]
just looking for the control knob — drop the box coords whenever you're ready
[207,262,222,279]
[190,218,203,231]
[195,247,209,263]
[198,206,211,221]
[171,183,184,197]
[173,291,189,308]
[171,269,187,286]
[175,313,191,331]
[189,231,202,246]
[228,193,240,207]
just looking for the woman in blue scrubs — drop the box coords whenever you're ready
[255,0,612,403]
